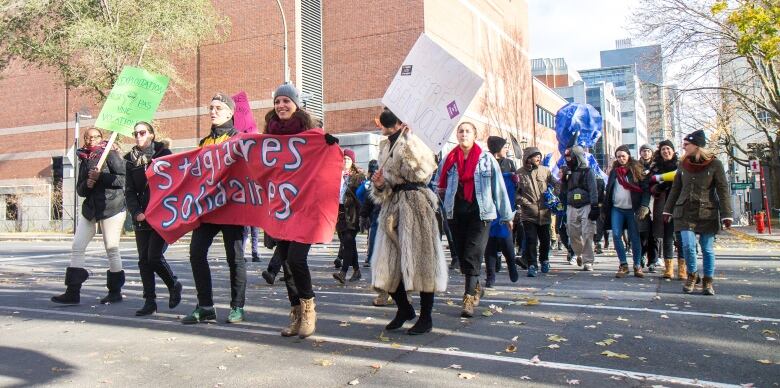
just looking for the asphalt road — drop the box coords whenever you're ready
[0,230,778,387]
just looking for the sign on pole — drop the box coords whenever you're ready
[94,67,170,137]
[750,159,761,173]
[381,33,484,154]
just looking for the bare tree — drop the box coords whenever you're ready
[631,0,780,204]
[478,26,534,157]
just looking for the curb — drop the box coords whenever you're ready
[726,228,780,244]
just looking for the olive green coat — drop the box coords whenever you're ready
[663,158,732,235]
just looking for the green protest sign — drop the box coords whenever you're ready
[94,67,169,136]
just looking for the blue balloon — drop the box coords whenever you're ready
[554,103,603,154]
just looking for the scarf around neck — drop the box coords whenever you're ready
[440,143,482,203]
[681,156,713,173]
[615,166,643,193]
[267,115,305,135]
[130,143,156,167]
[77,141,108,161]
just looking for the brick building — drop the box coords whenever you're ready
[0,0,532,231]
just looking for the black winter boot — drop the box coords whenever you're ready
[100,270,125,304]
[135,298,157,316]
[51,267,89,305]
[407,292,433,335]
[169,281,183,309]
[385,284,415,330]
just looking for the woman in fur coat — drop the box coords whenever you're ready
[370,108,447,335]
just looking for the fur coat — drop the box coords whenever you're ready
[370,132,447,293]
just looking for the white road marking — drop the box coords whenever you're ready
[0,305,739,388]
[314,291,780,323]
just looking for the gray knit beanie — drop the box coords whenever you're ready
[273,83,302,108]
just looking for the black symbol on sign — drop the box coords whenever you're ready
[401,65,413,76]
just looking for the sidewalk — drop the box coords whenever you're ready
[0,232,194,244]
[730,225,780,243]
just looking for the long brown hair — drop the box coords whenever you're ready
[263,109,314,133]
[612,151,644,180]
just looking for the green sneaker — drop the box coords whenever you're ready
[226,307,245,324]
[181,306,217,324]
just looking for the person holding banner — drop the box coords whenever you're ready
[439,122,514,318]
[370,108,446,335]
[181,93,248,325]
[124,122,183,316]
[51,128,127,305]
[333,149,366,284]
[265,83,339,339]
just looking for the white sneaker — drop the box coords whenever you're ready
[567,256,577,265]
[583,263,594,271]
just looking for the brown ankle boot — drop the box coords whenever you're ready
[461,294,476,318]
[474,283,484,307]
[633,265,645,278]
[702,276,715,295]
[683,273,698,293]
[677,259,687,281]
[662,259,674,279]
[615,263,629,278]
[298,298,316,338]
[280,305,302,337]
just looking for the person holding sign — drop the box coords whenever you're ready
[370,108,446,335]
[438,122,514,319]
[124,122,182,316]
[181,93,248,325]
[51,128,127,305]
[266,83,339,339]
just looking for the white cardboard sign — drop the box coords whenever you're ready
[381,33,484,154]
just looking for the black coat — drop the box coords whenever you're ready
[124,141,172,230]
[336,172,365,232]
[77,148,126,221]
[604,168,650,231]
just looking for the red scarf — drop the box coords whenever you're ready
[267,115,306,135]
[76,141,108,161]
[681,156,713,173]
[615,166,643,193]
[439,143,482,203]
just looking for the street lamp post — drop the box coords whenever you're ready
[275,0,290,83]
[73,111,92,234]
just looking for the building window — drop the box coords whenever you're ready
[535,105,556,129]
[301,0,324,123]
[565,97,574,103]
[5,195,18,221]
[758,109,770,125]
[622,127,635,134]
[621,111,634,118]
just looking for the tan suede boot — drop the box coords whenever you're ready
[677,258,687,281]
[372,291,392,306]
[474,283,484,307]
[615,263,630,278]
[633,265,645,278]
[298,298,316,338]
[280,305,302,337]
[461,294,476,318]
[683,273,698,293]
[702,276,715,295]
[662,259,674,279]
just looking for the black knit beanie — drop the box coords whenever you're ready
[487,136,507,154]
[684,130,706,147]
[615,144,631,157]
[658,139,674,151]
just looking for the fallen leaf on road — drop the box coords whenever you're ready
[756,359,774,364]
[369,364,381,370]
[660,315,669,319]
[482,310,494,317]
[505,344,517,353]
[547,335,568,342]
[391,343,401,348]
[339,321,351,327]
[634,336,644,339]
[445,347,460,351]
[378,332,390,342]
[524,298,541,306]
[547,344,560,349]
[638,357,648,361]
[217,365,227,370]
[508,320,525,326]
[520,375,532,380]
[616,316,628,321]
[567,379,580,385]
[447,364,462,369]
[584,325,596,329]
[488,304,503,313]
[737,295,752,300]
[224,346,240,353]
[741,325,750,329]
[405,370,415,374]
[530,355,541,364]
[446,300,456,306]
[610,376,622,380]
[511,336,519,342]
[348,379,359,385]
[762,329,778,336]
[458,372,476,380]
[314,359,334,367]
[602,351,629,359]
[596,338,617,346]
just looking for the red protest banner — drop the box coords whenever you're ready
[144,129,342,244]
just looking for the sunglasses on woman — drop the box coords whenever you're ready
[133,130,149,137]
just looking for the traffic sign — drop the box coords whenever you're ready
[731,182,752,190]
[750,159,761,173]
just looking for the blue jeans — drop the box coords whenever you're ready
[679,230,715,277]
[367,215,379,263]
[611,208,642,266]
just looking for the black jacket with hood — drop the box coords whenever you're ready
[77,146,126,221]
[561,146,598,209]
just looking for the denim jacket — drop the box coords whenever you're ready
[438,150,514,222]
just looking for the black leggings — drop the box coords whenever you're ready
[135,229,176,299]
[523,221,551,268]
[337,229,359,274]
[276,240,314,306]
[449,211,490,277]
